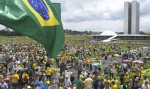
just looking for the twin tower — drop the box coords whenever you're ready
[124,0,140,34]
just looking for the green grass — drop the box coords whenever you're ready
[65,35,90,41]
[0,35,90,42]
[0,36,36,42]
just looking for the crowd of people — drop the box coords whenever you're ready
[0,40,149,89]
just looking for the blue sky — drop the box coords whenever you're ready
[0,0,150,32]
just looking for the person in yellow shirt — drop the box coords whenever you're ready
[22,70,29,87]
[83,75,93,89]
[41,65,45,72]
[104,76,111,86]
[123,73,130,86]
[111,77,119,86]
[12,71,19,88]
[50,68,55,74]
[111,81,118,89]
[46,67,51,80]
[32,62,37,70]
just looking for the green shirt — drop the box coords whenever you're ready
[76,78,82,89]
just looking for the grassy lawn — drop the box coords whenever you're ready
[0,35,149,43]
[65,35,90,41]
[0,35,90,42]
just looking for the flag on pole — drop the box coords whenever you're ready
[0,0,64,57]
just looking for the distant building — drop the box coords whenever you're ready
[124,0,140,34]
[91,34,150,40]
[124,2,131,34]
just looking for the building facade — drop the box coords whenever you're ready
[131,1,140,34]
[124,2,131,34]
[124,1,140,34]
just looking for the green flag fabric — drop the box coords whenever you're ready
[0,0,64,57]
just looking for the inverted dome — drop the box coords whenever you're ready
[100,31,117,36]
[143,30,150,35]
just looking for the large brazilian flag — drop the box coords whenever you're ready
[0,0,64,57]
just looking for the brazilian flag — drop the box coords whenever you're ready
[0,0,64,57]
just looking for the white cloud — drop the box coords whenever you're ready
[140,15,150,30]
[51,0,150,32]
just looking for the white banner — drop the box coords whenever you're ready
[48,84,58,89]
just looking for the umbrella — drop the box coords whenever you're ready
[3,77,11,81]
[3,77,11,83]
[36,80,47,89]
[133,60,143,63]
[123,60,132,63]
[114,54,119,57]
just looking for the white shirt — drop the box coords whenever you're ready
[55,72,60,79]
[65,71,70,79]
[55,72,60,82]
[1,82,8,89]
[142,84,150,89]
[22,58,26,63]
[123,63,127,68]
[65,79,72,87]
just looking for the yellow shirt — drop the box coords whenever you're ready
[46,69,51,75]
[111,84,118,89]
[22,73,29,82]
[111,79,119,85]
[84,78,93,86]
[59,87,63,89]
[41,66,45,72]
[12,74,19,83]
[79,74,83,79]
[32,63,36,70]
[104,79,111,84]
[50,68,54,74]
[124,75,129,82]
[46,80,50,85]
[50,58,54,62]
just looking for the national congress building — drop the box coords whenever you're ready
[91,0,150,41]
[124,0,140,34]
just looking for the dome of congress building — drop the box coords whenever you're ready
[100,30,117,36]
